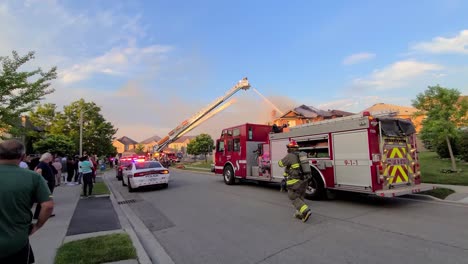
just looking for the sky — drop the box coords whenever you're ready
[1,0,468,142]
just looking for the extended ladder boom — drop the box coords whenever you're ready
[155,77,250,152]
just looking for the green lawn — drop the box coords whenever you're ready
[179,161,213,169]
[55,233,137,264]
[419,151,468,185]
[419,187,456,199]
[92,182,110,195]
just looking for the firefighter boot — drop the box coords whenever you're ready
[302,209,312,223]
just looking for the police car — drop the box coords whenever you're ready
[121,159,170,192]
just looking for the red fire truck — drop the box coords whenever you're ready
[213,112,433,199]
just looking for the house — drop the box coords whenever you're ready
[167,135,195,154]
[364,103,424,132]
[139,135,162,153]
[113,136,138,154]
[272,105,355,127]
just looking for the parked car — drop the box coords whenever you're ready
[122,160,170,192]
[116,155,145,180]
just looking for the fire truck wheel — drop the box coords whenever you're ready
[305,174,325,200]
[223,166,235,185]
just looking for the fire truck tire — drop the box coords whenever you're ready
[305,174,325,200]
[223,166,235,185]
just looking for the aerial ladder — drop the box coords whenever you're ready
[154,77,251,152]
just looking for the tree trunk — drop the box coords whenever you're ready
[446,135,457,172]
[205,153,207,163]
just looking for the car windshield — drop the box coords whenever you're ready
[135,161,163,170]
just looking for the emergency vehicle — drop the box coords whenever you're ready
[213,112,433,199]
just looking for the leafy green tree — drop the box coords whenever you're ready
[135,144,145,154]
[33,134,75,156]
[186,133,214,162]
[49,99,117,157]
[0,51,57,137]
[412,85,468,171]
[29,103,57,132]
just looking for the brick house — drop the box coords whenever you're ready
[139,135,162,153]
[113,136,138,154]
[272,105,354,127]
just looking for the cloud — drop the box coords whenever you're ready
[411,30,468,54]
[60,44,173,84]
[342,52,376,65]
[352,60,443,90]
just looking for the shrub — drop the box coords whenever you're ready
[459,131,468,162]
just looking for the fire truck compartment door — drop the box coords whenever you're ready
[333,130,372,188]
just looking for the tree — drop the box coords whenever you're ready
[412,85,468,172]
[186,134,214,162]
[33,134,75,156]
[29,103,57,132]
[0,51,57,137]
[44,99,117,157]
[135,144,145,154]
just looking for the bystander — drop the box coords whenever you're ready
[0,140,54,263]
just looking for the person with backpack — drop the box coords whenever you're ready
[278,140,312,223]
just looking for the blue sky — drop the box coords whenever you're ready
[1,0,467,141]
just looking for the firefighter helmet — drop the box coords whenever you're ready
[287,140,299,149]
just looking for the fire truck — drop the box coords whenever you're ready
[213,112,433,199]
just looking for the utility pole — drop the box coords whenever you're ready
[79,110,83,157]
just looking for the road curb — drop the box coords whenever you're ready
[104,173,175,264]
[103,174,153,264]
[403,193,468,205]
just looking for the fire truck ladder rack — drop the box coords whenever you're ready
[155,77,251,152]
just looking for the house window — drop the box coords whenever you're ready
[124,145,129,151]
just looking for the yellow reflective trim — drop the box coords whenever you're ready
[299,204,308,214]
[291,163,300,169]
[283,172,288,176]
[278,160,284,167]
[287,179,299,185]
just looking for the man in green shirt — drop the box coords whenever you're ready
[0,140,54,263]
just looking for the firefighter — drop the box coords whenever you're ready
[278,140,312,223]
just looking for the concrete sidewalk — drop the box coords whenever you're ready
[30,182,82,264]
[30,177,143,264]
[420,183,468,203]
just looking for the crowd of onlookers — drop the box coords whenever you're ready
[0,139,111,263]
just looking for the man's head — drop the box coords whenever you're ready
[39,152,53,163]
[0,139,26,164]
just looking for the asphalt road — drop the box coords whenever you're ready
[108,169,468,264]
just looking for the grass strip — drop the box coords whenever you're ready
[55,233,136,264]
[419,187,455,199]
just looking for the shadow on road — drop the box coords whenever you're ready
[235,179,412,208]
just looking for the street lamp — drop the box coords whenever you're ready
[79,110,84,157]
[79,108,92,157]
